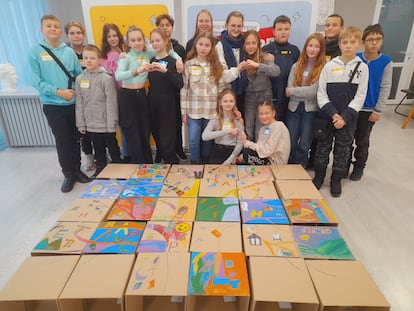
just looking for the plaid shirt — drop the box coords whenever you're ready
[180,58,228,119]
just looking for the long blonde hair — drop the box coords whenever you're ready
[244,30,264,76]
[216,88,237,130]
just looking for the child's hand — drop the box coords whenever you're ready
[263,52,274,62]
[368,113,380,122]
[237,61,247,72]
[245,59,259,69]
[332,114,345,129]
[137,61,151,74]
[119,52,126,59]
[151,62,168,73]
[182,114,188,126]
[176,59,184,73]
[228,128,239,136]
[57,89,74,101]
[285,87,290,97]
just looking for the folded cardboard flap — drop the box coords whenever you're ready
[271,164,312,180]
[126,295,186,311]
[186,295,250,311]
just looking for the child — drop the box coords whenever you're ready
[262,15,300,122]
[181,32,228,164]
[313,26,369,197]
[185,9,215,55]
[202,88,244,164]
[243,30,280,141]
[148,27,184,164]
[64,21,95,171]
[240,101,290,165]
[349,24,392,181]
[75,44,122,178]
[28,14,89,193]
[324,14,344,61]
[286,33,326,168]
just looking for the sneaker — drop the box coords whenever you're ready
[61,177,75,193]
[349,167,364,181]
[83,154,95,171]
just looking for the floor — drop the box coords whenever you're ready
[0,105,413,310]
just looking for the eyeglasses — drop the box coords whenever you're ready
[365,37,383,43]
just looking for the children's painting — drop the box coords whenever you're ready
[198,178,238,198]
[237,165,274,181]
[137,221,192,253]
[188,252,250,296]
[196,197,240,222]
[203,165,238,180]
[80,179,126,199]
[120,178,163,198]
[190,222,243,252]
[151,197,197,221]
[133,163,171,179]
[242,224,299,257]
[159,178,200,198]
[240,199,289,224]
[237,180,279,200]
[32,222,98,254]
[292,226,354,260]
[106,197,157,220]
[58,198,115,222]
[82,221,145,254]
[168,164,204,179]
[282,198,338,225]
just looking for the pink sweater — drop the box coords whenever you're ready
[101,51,122,90]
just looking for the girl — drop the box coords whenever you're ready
[240,101,290,165]
[185,9,215,55]
[202,88,244,165]
[181,32,228,164]
[148,27,184,164]
[243,30,280,141]
[285,33,326,168]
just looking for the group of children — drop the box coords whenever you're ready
[28,11,392,198]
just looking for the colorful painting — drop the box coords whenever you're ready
[240,199,289,224]
[120,178,163,198]
[80,179,126,199]
[168,164,204,179]
[237,165,274,181]
[151,197,197,221]
[82,221,145,254]
[237,180,278,200]
[292,226,354,260]
[133,164,171,179]
[33,222,98,254]
[137,221,192,253]
[203,165,238,180]
[198,178,238,198]
[188,252,250,296]
[58,198,115,222]
[190,222,243,252]
[159,178,200,198]
[282,199,338,225]
[196,197,240,222]
[106,197,157,220]
[242,224,299,257]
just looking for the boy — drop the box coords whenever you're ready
[349,24,392,181]
[263,15,300,122]
[75,44,122,178]
[313,26,369,197]
[28,14,90,193]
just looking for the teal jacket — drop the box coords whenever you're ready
[28,41,82,105]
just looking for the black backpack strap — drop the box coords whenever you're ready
[40,44,75,88]
[348,61,361,84]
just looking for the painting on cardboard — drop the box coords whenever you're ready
[237,180,278,199]
[151,197,197,221]
[196,197,240,222]
[58,198,115,222]
[282,198,338,225]
[237,165,274,181]
[168,164,204,179]
[80,179,126,199]
[203,165,238,179]
[159,178,200,198]
[198,178,238,198]
[133,163,171,179]
[107,197,157,220]
[120,178,163,198]
[240,199,289,224]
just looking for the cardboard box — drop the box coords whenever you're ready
[271,164,312,180]
[187,252,250,311]
[80,179,127,199]
[237,180,279,200]
[242,224,299,257]
[120,178,163,198]
[168,164,204,179]
[191,222,243,252]
[240,199,289,224]
[196,197,240,222]
[125,252,190,311]
[107,197,157,221]
[32,222,98,255]
[58,198,115,222]
[282,199,338,225]
[275,180,322,199]
[59,254,135,311]
[159,178,200,198]
[237,165,274,181]
[198,179,238,198]
[306,260,390,311]
[151,197,197,221]
[96,163,138,179]
[0,255,79,311]
[203,165,238,179]
[132,164,171,179]
[249,257,319,311]
[137,221,192,253]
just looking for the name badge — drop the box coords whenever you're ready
[264,127,270,135]
[222,122,232,130]
[158,60,168,68]
[79,59,86,68]
[280,50,291,55]
[191,67,202,76]
[331,67,345,77]
[40,53,53,62]
[136,57,146,63]
[80,80,90,88]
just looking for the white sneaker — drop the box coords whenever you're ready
[83,154,95,171]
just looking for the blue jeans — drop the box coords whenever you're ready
[286,103,315,167]
[187,117,213,163]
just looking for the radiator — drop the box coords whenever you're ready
[0,91,55,147]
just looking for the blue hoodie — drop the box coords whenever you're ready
[28,41,82,105]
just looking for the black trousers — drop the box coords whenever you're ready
[43,104,81,178]
[175,93,185,154]
[80,132,93,155]
[118,88,153,164]
[88,132,121,168]
[208,144,235,164]
[351,111,375,169]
